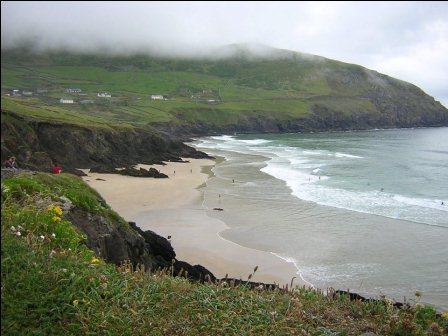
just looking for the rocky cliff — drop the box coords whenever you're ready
[1,111,208,170]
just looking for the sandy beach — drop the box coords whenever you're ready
[83,158,300,286]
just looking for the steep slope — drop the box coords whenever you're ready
[1,111,208,171]
[2,172,446,335]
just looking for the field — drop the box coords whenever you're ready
[1,48,397,130]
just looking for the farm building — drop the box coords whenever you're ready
[97,92,111,98]
[65,88,82,93]
[60,98,74,104]
[150,94,164,100]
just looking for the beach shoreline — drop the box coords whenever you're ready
[83,158,300,286]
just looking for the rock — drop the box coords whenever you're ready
[335,290,406,309]
[213,208,224,211]
[173,260,216,282]
[118,166,168,178]
[128,222,175,262]
[66,208,158,271]
[89,165,117,174]
[1,111,210,172]
[64,167,88,176]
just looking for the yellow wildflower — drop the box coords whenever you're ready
[91,257,101,265]
[48,205,63,216]
[442,311,448,319]
[73,300,79,306]
[53,205,63,216]
[52,216,61,223]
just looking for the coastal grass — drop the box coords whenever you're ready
[1,51,392,130]
[2,173,447,335]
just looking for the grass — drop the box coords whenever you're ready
[2,173,447,335]
[4,49,409,130]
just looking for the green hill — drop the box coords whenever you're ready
[1,45,447,170]
[2,45,447,134]
[2,172,446,335]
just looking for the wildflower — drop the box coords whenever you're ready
[10,226,16,232]
[73,300,79,306]
[39,235,45,240]
[48,205,63,216]
[53,205,63,216]
[441,311,448,319]
[51,233,56,238]
[91,257,101,265]
[52,216,61,223]
[15,231,21,237]
[62,268,68,273]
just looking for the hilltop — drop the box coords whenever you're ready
[1,45,447,169]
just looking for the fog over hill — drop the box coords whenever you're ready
[2,2,447,105]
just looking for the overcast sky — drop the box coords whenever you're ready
[2,1,448,106]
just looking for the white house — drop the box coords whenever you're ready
[150,94,164,100]
[65,88,82,93]
[97,92,111,98]
[60,98,74,104]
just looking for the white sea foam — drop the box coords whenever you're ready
[334,152,363,159]
[238,139,272,145]
[196,135,448,227]
[261,158,447,227]
[270,252,315,288]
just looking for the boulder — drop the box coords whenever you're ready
[118,166,168,178]
[89,165,117,174]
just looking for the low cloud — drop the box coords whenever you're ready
[2,1,447,105]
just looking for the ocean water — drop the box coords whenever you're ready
[192,127,448,309]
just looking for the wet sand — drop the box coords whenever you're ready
[83,158,300,286]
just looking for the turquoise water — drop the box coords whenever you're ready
[193,127,448,309]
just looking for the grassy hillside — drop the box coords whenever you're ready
[1,46,446,132]
[2,172,447,335]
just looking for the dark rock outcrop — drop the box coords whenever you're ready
[65,201,279,289]
[118,167,168,178]
[64,167,88,176]
[128,222,175,262]
[89,165,117,174]
[66,208,158,270]
[334,290,406,309]
[1,111,210,171]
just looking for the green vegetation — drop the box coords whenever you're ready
[2,173,447,335]
[6,47,436,130]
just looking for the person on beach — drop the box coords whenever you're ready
[51,163,62,174]
[4,157,19,171]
